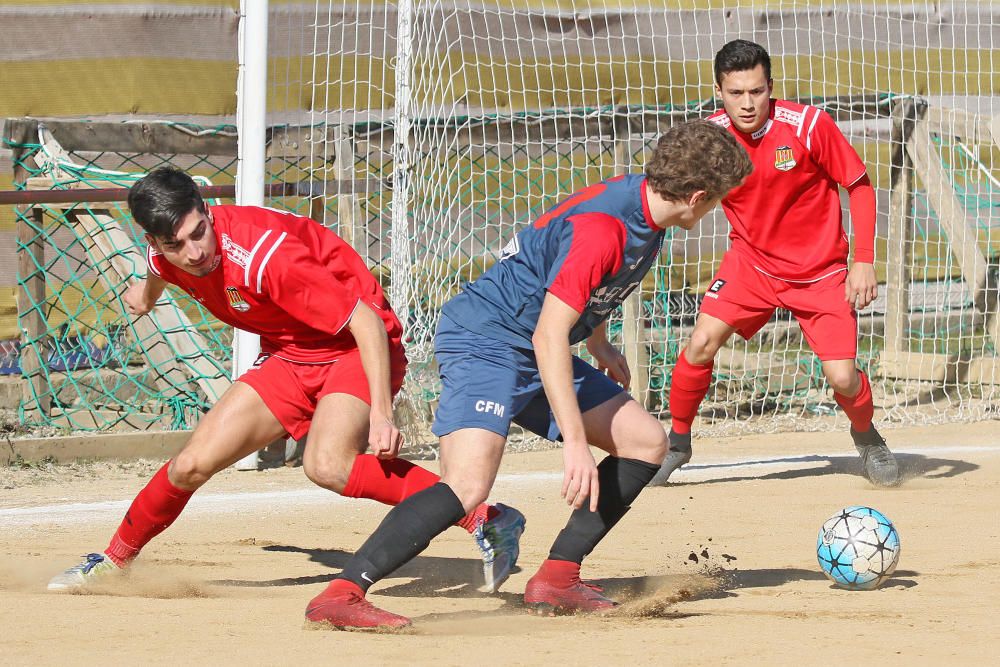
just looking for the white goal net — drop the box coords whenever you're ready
[262,1,999,441]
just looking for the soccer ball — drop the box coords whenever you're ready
[816,506,900,590]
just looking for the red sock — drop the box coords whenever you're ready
[105,461,194,566]
[834,370,874,432]
[342,454,493,533]
[669,350,714,434]
[537,558,581,581]
[455,503,500,532]
[320,578,365,598]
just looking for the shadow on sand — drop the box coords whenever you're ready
[663,449,977,486]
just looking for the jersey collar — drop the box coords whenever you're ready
[640,178,658,231]
[747,100,776,140]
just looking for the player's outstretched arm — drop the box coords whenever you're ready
[585,321,630,388]
[347,301,402,459]
[533,293,599,512]
[122,274,167,317]
[844,173,878,309]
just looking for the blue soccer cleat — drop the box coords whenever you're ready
[474,503,526,593]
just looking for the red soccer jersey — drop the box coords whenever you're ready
[709,100,868,281]
[146,205,402,363]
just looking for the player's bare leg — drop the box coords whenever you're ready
[49,382,288,590]
[305,428,508,630]
[304,395,524,590]
[526,393,667,614]
[650,313,737,485]
[824,359,900,486]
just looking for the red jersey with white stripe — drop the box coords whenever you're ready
[709,99,867,282]
[146,205,401,363]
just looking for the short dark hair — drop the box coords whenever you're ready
[714,39,772,85]
[645,121,753,202]
[127,166,206,238]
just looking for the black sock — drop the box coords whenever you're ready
[338,482,466,592]
[548,456,660,564]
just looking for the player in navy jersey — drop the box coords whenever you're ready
[304,120,753,630]
[651,40,900,487]
[48,167,525,603]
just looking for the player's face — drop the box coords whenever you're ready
[151,208,219,276]
[677,193,722,231]
[716,65,773,134]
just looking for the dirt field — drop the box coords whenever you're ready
[2,420,998,666]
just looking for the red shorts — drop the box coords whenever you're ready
[698,251,858,361]
[238,344,408,440]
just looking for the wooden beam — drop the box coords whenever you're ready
[879,350,1000,385]
[908,117,989,309]
[924,107,995,145]
[333,127,369,263]
[4,118,238,156]
[67,209,231,404]
[884,100,915,356]
[17,207,51,417]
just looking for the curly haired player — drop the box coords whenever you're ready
[303,120,752,630]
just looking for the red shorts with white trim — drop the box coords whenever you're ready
[698,251,858,361]
[237,342,408,440]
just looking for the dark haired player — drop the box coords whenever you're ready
[48,166,524,595]
[652,40,900,487]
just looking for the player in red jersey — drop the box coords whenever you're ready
[651,40,900,487]
[48,167,524,594]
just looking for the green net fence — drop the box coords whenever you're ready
[4,97,999,438]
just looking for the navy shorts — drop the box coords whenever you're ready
[431,315,626,440]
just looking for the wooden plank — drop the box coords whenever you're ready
[4,118,238,156]
[879,350,1000,385]
[908,118,989,308]
[884,101,915,356]
[17,207,51,416]
[615,132,649,407]
[621,292,649,408]
[925,107,994,145]
[68,209,231,403]
[333,127,368,263]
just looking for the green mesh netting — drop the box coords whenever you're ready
[6,105,999,437]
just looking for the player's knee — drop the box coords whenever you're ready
[614,425,668,464]
[826,368,859,396]
[303,457,352,494]
[638,431,668,464]
[441,478,490,514]
[685,331,722,365]
[168,452,215,490]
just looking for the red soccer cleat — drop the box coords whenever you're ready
[523,559,618,615]
[305,580,411,631]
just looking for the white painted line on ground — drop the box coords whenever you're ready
[1,443,996,528]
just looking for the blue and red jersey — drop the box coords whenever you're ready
[443,174,664,347]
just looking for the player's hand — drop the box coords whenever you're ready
[369,414,403,459]
[845,263,878,310]
[122,281,156,316]
[562,441,599,512]
[588,340,631,388]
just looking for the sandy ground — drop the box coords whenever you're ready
[1,421,998,666]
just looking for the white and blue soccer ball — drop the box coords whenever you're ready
[816,506,900,590]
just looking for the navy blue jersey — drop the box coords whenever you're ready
[443,174,665,347]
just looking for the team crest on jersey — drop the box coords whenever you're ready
[226,286,251,312]
[774,146,796,172]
